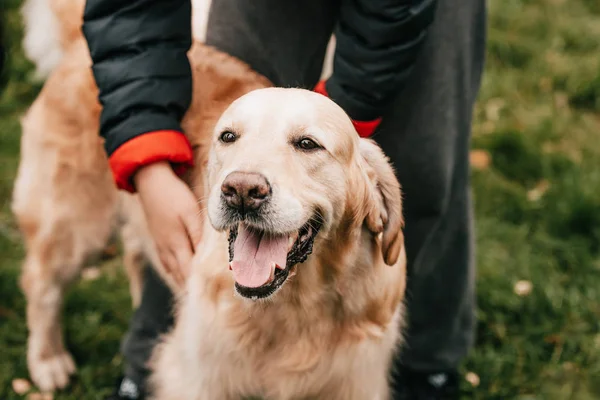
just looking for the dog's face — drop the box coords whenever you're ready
[207,88,403,300]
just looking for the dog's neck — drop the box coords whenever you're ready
[228,222,401,340]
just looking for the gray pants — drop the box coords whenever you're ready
[122,0,487,388]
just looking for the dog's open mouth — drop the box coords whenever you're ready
[227,218,322,299]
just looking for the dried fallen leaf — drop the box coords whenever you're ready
[465,371,480,387]
[514,280,533,297]
[470,150,491,170]
[485,98,505,122]
[538,77,552,93]
[12,378,31,395]
[553,92,569,110]
[562,362,576,371]
[527,180,550,202]
[544,334,562,344]
[81,267,102,281]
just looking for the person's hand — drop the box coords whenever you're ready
[133,161,202,286]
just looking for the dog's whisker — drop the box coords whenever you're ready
[314,210,325,225]
[195,197,209,205]
[195,207,209,218]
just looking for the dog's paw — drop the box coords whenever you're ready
[28,350,76,392]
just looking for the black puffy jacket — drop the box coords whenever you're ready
[82,0,437,190]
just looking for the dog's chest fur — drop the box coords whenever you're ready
[149,232,405,400]
[172,285,401,399]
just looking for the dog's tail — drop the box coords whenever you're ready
[20,0,84,80]
[20,0,215,81]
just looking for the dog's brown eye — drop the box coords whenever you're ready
[219,131,237,143]
[296,138,320,151]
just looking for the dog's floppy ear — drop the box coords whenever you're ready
[357,139,404,266]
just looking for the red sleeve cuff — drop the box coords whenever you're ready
[313,80,382,138]
[351,118,383,138]
[109,130,194,192]
[313,80,329,98]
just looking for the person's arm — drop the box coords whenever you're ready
[82,0,194,192]
[315,0,438,137]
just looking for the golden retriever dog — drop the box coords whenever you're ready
[148,87,407,400]
[12,0,407,397]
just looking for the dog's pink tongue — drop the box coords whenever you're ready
[231,225,288,288]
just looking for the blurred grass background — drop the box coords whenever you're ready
[1,0,600,398]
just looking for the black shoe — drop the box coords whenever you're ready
[392,367,460,400]
[105,376,145,400]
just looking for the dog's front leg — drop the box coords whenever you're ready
[20,253,77,392]
[148,333,238,400]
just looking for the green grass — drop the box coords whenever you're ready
[1,0,600,398]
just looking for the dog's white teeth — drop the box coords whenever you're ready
[288,235,296,250]
[269,263,277,282]
[228,263,233,271]
[299,226,312,242]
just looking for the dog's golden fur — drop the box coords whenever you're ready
[148,88,407,399]
[12,1,407,398]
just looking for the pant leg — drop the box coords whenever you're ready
[207,0,486,374]
[205,0,339,89]
[208,0,487,373]
[120,265,175,388]
[375,0,487,373]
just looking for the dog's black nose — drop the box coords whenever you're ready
[221,171,271,213]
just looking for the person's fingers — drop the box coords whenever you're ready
[158,246,172,274]
[182,209,203,250]
[161,249,184,287]
[173,239,193,280]
[171,251,186,286]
